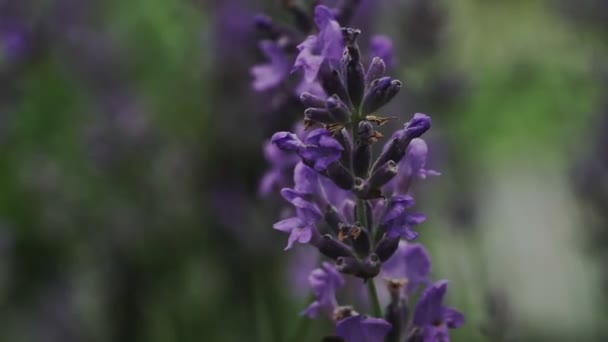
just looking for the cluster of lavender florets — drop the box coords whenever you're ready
[255,3,464,341]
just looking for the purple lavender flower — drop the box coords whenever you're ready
[335,315,392,342]
[272,128,344,172]
[302,262,344,318]
[412,280,465,342]
[259,137,300,196]
[0,22,29,61]
[382,241,431,294]
[369,35,393,68]
[293,5,344,83]
[380,195,426,240]
[251,40,290,91]
[273,188,323,249]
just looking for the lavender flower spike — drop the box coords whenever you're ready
[412,280,465,342]
[336,315,392,342]
[251,40,290,91]
[302,262,345,318]
[293,5,344,83]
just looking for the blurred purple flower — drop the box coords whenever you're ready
[336,315,392,342]
[382,241,431,294]
[302,262,344,318]
[369,35,393,67]
[293,5,344,83]
[251,40,290,91]
[0,21,29,61]
[413,280,465,342]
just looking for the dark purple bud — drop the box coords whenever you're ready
[324,205,343,235]
[326,162,355,190]
[353,121,374,177]
[359,253,382,279]
[385,297,409,342]
[366,57,386,86]
[361,77,401,115]
[326,95,351,122]
[336,257,361,276]
[374,236,400,262]
[300,91,327,108]
[401,113,431,140]
[346,61,365,107]
[353,177,370,197]
[334,128,352,167]
[372,114,431,171]
[372,137,402,172]
[305,107,335,124]
[319,64,351,107]
[361,77,391,114]
[384,79,402,103]
[337,254,380,279]
[318,234,354,260]
[369,160,398,189]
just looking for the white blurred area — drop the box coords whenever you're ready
[432,156,603,338]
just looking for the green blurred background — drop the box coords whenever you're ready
[0,0,607,341]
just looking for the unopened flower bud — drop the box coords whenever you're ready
[369,160,398,189]
[326,95,351,122]
[300,91,327,108]
[353,121,374,177]
[319,65,351,107]
[334,128,352,167]
[305,107,335,124]
[374,236,400,262]
[346,55,365,107]
[366,57,386,86]
[361,76,393,115]
[318,234,354,260]
[326,162,355,190]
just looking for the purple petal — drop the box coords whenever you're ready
[413,280,448,326]
[301,300,322,318]
[286,226,312,250]
[273,217,302,232]
[258,169,282,196]
[381,195,415,224]
[272,132,304,151]
[443,307,465,329]
[382,242,431,292]
[251,40,289,91]
[336,315,392,342]
[294,162,318,195]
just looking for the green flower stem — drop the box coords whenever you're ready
[366,276,383,318]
